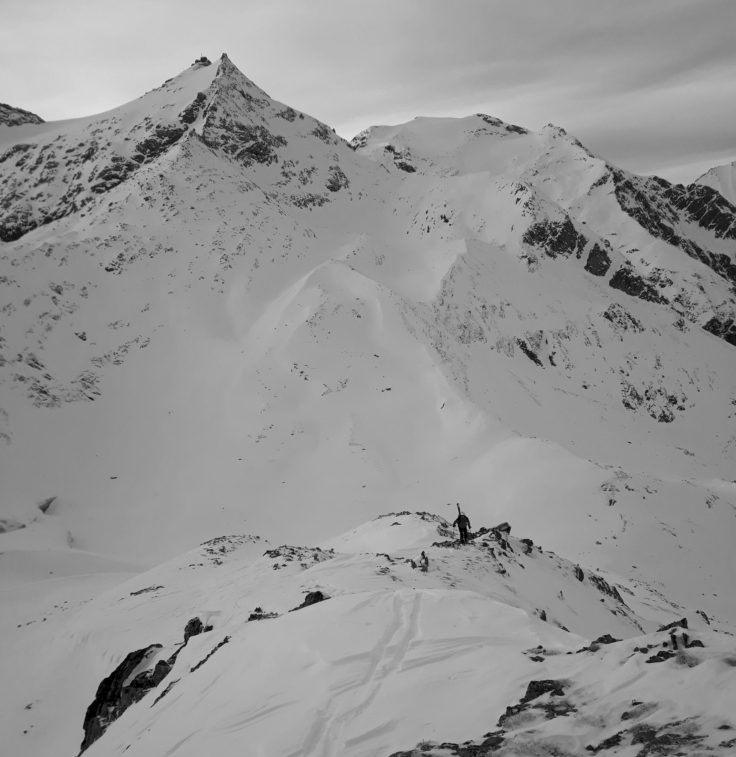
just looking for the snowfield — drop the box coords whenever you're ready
[2,514,734,757]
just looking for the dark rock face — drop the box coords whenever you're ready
[311,123,336,144]
[0,103,44,127]
[79,644,164,753]
[620,379,686,422]
[515,338,544,367]
[498,680,575,728]
[491,521,512,536]
[593,634,619,645]
[703,316,736,346]
[584,244,611,276]
[476,113,529,135]
[382,144,417,173]
[247,607,279,621]
[587,731,624,753]
[0,142,34,165]
[630,722,706,754]
[602,303,644,334]
[291,590,327,611]
[587,573,625,603]
[389,731,506,757]
[664,182,736,242]
[205,120,286,166]
[79,615,218,753]
[325,165,350,192]
[612,169,736,286]
[521,679,567,703]
[302,590,326,606]
[90,156,140,194]
[522,218,587,259]
[578,633,621,652]
[395,160,416,173]
[131,124,186,164]
[183,617,205,642]
[609,266,668,304]
[657,617,688,632]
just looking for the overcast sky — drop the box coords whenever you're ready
[2,0,735,182]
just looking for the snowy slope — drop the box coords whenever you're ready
[697,158,736,205]
[2,513,732,757]
[1,51,735,657]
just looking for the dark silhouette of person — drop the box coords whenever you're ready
[453,507,471,544]
[419,550,429,572]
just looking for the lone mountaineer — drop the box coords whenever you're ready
[452,504,471,544]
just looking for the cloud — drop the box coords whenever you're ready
[1,0,734,180]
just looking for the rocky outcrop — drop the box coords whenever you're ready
[491,521,512,536]
[602,303,644,334]
[382,144,418,173]
[290,590,328,611]
[79,644,166,754]
[179,92,207,125]
[515,337,544,367]
[0,103,44,127]
[663,182,736,242]
[183,616,212,642]
[609,266,668,304]
[325,165,350,192]
[612,169,736,286]
[522,217,587,259]
[584,243,611,276]
[247,607,280,621]
[205,120,286,166]
[587,573,625,603]
[703,316,736,346]
[79,617,215,753]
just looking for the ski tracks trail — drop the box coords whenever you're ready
[296,589,422,757]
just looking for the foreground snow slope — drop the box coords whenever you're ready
[1,53,735,633]
[2,513,732,757]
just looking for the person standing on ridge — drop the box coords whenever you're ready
[453,504,471,544]
[419,551,429,572]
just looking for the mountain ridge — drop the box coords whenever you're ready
[2,512,732,757]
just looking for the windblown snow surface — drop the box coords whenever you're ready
[1,54,736,756]
[3,513,735,757]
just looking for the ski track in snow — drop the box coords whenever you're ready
[297,590,421,757]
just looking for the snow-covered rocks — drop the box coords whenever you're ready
[0,103,44,128]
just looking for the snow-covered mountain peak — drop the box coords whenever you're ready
[0,52,360,243]
[351,113,532,176]
[696,158,736,205]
